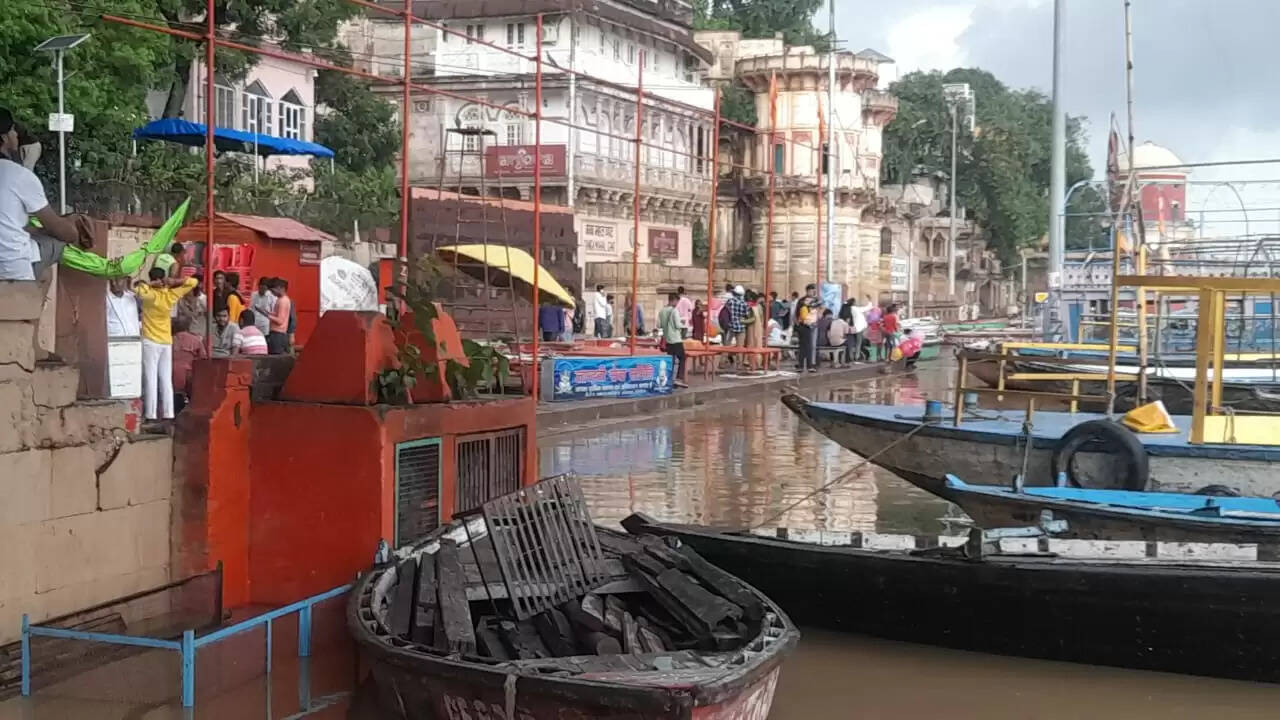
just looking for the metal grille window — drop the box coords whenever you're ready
[395,438,441,547]
[455,428,525,515]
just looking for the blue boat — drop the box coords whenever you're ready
[781,395,1280,499]
[942,476,1280,544]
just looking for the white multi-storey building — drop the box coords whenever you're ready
[698,32,898,297]
[356,0,715,276]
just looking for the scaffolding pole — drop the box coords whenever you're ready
[706,91,721,339]
[532,14,544,391]
[763,71,777,309]
[629,53,645,355]
[203,0,215,352]
[399,0,412,301]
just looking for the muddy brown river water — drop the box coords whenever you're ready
[5,359,1280,717]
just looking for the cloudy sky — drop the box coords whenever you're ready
[841,0,1280,233]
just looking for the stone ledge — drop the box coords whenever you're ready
[32,364,78,409]
[0,321,36,372]
[0,281,46,322]
[98,437,173,511]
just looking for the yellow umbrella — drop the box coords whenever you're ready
[435,244,575,308]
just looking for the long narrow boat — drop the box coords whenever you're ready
[780,394,1280,498]
[624,513,1280,683]
[349,477,796,720]
[941,476,1280,543]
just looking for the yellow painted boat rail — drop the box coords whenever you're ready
[1112,275,1280,446]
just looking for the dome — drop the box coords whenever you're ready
[1117,141,1186,175]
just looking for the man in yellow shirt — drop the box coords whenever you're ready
[134,268,197,421]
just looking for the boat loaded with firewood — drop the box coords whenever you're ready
[348,476,796,720]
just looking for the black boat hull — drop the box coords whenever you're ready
[627,515,1280,684]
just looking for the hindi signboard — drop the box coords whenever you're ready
[582,222,619,259]
[484,144,567,178]
[889,257,909,291]
[542,355,673,401]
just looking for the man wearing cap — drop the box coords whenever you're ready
[723,285,750,348]
[0,108,89,281]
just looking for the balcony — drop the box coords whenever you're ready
[574,153,711,198]
[863,90,898,125]
[736,52,881,92]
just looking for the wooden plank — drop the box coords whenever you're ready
[963,387,1109,402]
[676,545,763,621]
[435,538,477,654]
[533,608,577,657]
[412,554,438,646]
[622,611,642,654]
[474,617,513,661]
[388,558,416,637]
[962,352,1139,367]
[1002,341,1138,352]
[1006,373,1139,381]
[654,568,742,632]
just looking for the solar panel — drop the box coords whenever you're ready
[35,34,90,52]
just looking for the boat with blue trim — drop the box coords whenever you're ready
[781,395,1280,498]
[941,476,1280,544]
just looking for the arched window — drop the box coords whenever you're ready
[880,227,894,255]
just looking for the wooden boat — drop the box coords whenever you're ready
[780,394,1280,498]
[965,352,1280,413]
[349,476,797,720]
[624,513,1280,683]
[941,476,1280,543]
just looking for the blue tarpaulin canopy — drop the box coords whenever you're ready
[132,118,335,158]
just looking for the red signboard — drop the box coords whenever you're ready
[648,227,679,260]
[484,144,567,178]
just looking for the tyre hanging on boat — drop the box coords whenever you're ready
[1051,420,1149,490]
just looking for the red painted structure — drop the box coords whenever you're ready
[177,214,335,348]
[174,309,536,608]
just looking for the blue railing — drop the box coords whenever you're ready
[21,583,350,708]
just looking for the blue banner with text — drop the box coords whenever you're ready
[547,355,673,401]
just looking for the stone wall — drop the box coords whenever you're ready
[0,281,173,645]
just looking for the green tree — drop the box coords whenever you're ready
[882,69,1094,263]
[694,0,828,50]
[154,0,359,117]
[313,70,400,173]
[2,0,172,188]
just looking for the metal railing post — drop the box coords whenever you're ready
[20,614,30,697]
[181,629,195,708]
[265,618,273,673]
[298,604,312,658]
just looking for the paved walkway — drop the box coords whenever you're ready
[537,360,900,437]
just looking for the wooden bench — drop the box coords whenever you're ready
[712,346,782,372]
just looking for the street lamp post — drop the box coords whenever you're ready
[35,33,90,215]
[942,83,973,301]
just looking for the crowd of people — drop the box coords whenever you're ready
[105,244,297,424]
[539,283,924,389]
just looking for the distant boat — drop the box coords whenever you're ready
[964,352,1280,413]
[780,395,1280,498]
[941,476,1280,544]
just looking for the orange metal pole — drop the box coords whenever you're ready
[532,14,544,393]
[629,53,645,355]
[203,0,215,353]
[705,91,721,339]
[764,71,776,310]
[815,106,824,290]
[399,0,411,296]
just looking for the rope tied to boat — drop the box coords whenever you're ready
[504,672,517,720]
[748,419,934,531]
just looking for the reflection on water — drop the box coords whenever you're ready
[8,359,1279,718]
[541,363,955,536]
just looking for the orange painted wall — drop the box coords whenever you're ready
[247,403,391,606]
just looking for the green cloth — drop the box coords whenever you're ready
[57,199,190,277]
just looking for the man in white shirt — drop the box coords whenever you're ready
[105,276,141,338]
[0,108,84,281]
[591,284,610,337]
[846,296,873,363]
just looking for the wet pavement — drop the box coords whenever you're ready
[7,357,1280,717]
